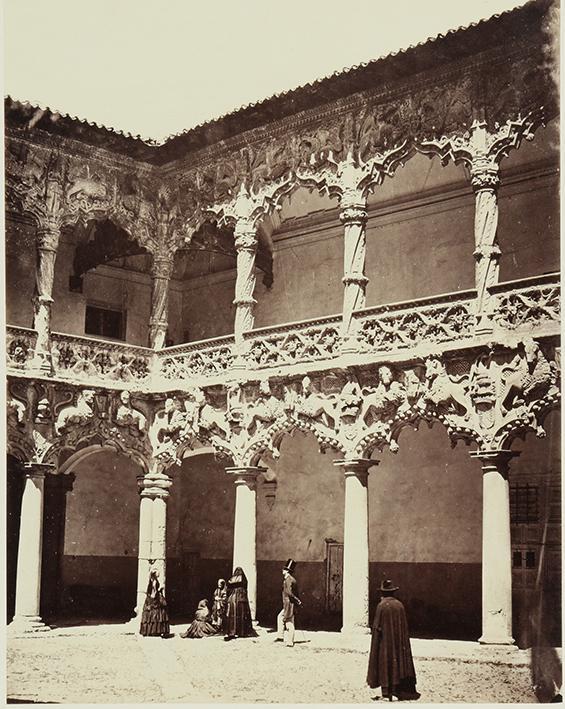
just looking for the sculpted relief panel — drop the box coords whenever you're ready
[9,337,558,475]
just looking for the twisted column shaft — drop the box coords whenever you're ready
[149,256,174,349]
[471,161,501,328]
[233,220,258,352]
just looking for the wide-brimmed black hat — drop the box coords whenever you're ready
[283,559,297,573]
[380,579,399,592]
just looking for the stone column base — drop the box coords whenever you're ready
[8,616,51,634]
[341,624,371,635]
[479,634,515,646]
[123,616,140,634]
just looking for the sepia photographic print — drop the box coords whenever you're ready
[3,0,561,704]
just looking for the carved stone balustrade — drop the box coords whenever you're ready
[354,290,477,356]
[157,334,235,387]
[243,315,342,370]
[491,273,560,336]
[50,333,154,386]
[7,275,560,392]
[7,327,37,372]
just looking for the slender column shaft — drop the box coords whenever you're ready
[12,465,51,631]
[227,467,264,622]
[33,228,60,368]
[334,459,376,633]
[340,202,368,344]
[471,160,501,326]
[149,256,174,350]
[233,221,258,352]
[133,472,172,620]
[472,450,517,645]
[135,493,154,616]
[151,496,168,588]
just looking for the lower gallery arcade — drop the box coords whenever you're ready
[7,409,560,649]
[4,0,561,655]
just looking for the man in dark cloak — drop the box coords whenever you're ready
[367,579,420,701]
[275,558,302,647]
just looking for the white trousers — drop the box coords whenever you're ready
[276,609,295,646]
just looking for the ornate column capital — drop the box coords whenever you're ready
[470,158,500,192]
[233,220,258,252]
[339,203,368,227]
[333,458,378,483]
[226,466,266,490]
[470,449,520,477]
[137,472,173,499]
[151,254,175,280]
[35,225,61,253]
[23,462,55,479]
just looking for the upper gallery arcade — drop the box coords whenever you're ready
[5,0,560,647]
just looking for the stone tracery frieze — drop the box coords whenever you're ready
[6,335,561,473]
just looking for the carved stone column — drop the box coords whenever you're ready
[149,255,174,350]
[471,146,501,333]
[10,463,53,633]
[226,466,265,622]
[233,220,258,362]
[339,193,369,349]
[133,471,172,619]
[32,225,61,370]
[471,449,518,645]
[334,458,377,633]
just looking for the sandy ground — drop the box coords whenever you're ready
[7,626,543,704]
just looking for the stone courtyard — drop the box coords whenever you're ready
[8,624,554,704]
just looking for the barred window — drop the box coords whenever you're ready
[510,484,539,524]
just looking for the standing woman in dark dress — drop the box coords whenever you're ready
[140,568,170,638]
[224,567,255,640]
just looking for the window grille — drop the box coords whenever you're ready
[510,484,539,524]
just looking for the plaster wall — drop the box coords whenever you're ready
[5,222,37,327]
[177,164,557,340]
[181,274,235,342]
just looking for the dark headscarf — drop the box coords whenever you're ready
[146,569,161,597]
[228,567,248,588]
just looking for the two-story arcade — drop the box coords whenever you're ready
[6,0,560,649]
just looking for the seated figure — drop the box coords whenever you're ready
[180,599,217,639]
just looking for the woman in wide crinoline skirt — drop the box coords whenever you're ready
[180,599,217,639]
[140,568,170,638]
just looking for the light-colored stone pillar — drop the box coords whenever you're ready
[134,488,154,616]
[470,138,501,333]
[148,255,174,350]
[472,450,517,645]
[334,458,377,633]
[339,195,368,348]
[226,466,265,622]
[133,471,172,620]
[32,225,61,370]
[10,463,53,633]
[232,220,258,361]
